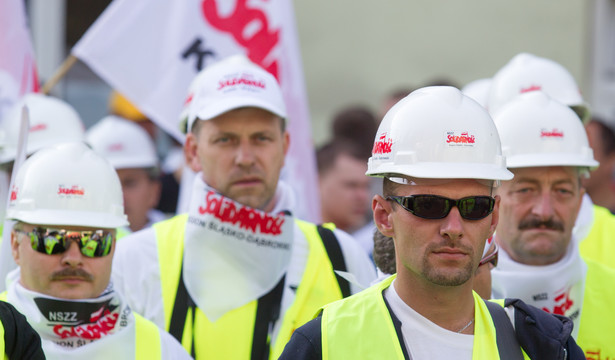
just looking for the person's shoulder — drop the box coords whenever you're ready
[504,298,585,359]
[0,300,45,360]
[279,315,322,360]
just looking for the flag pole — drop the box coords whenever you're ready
[40,54,78,94]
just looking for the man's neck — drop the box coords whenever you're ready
[393,270,475,333]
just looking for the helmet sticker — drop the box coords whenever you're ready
[372,132,393,155]
[540,128,564,138]
[57,185,85,197]
[446,131,476,147]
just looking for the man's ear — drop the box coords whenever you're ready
[184,133,202,172]
[488,195,501,238]
[373,195,395,237]
[11,230,20,264]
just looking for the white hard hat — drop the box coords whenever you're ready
[461,78,492,108]
[182,54,287,133]
[366,86,513,181]
[86,115,158,169]
[7,142,128,228]
[493,91,598,169]
[0,93,85,164]
[488,53,590,123]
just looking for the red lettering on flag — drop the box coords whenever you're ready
[201,0,280,79]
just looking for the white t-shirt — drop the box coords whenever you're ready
[384,280,473,360]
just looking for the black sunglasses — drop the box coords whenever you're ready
[387,194,495,220]
[16,227,114,258]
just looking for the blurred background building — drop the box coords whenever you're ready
[26,0,615,145]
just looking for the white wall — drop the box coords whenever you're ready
[295,0,591,144]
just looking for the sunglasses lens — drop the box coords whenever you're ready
[458,197,494,220]
[391,195,494,220]
[29,228,112,258]
[412,196,450,219]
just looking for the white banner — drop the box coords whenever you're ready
[72,0,321,222]
[0,0,39,120]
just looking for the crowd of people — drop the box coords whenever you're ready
[0,51,613,359]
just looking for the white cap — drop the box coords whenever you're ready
[488,53,590,123]
[0,93,85,164]
[183,55,287,133]
[367,86,513,182]
[461,78,492,108]
[7,142,128,228]
[86,115,158,169]
[494,91,598,169]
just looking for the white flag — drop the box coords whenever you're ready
[0,0,39,120]
[73,0,321,222]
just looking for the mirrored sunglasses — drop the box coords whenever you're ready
[16,227,113,258]
[387,194,495,220]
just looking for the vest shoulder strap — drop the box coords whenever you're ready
[484,300,524,360]
[315,224,351,298]
[134,312,162,360]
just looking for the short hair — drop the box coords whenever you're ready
[316,140,370,175]
[382,177,400,197]
[331,106,378,152]
[373,230,396,275]
[589,117,615,156]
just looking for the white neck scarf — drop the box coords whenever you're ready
[183,175,295,321]
[491,237,587,338]
[6,269,133,349]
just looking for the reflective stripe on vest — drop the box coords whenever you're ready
[576,257,615,359]
[580,205,615,271]
[134,312,162,360]
[154,215,343,359]
[321,275,522,360]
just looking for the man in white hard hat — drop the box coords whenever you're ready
[2,142,190,359]
[487,52,615,272]
[86,115,166,235]
[491,91,615,358]
[0,93,87,292]
[280,86,584,359]
[112,55,376,359]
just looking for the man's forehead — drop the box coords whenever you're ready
[508,166,581,183]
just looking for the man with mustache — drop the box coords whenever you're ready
[491,91,615,358]
[2,142,190,359]
[111,55,376,359]
[280,87,583,359]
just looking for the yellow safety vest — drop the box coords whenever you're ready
[0,292,161,359]
[580,204,615,270]
[116,227,131,241]
[321,276,529,360]
[154,214,344,359]
[134,313,162,359]
[576,257,615,359]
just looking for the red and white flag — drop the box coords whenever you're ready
[73,0,321,222]
[0,0,39,119]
